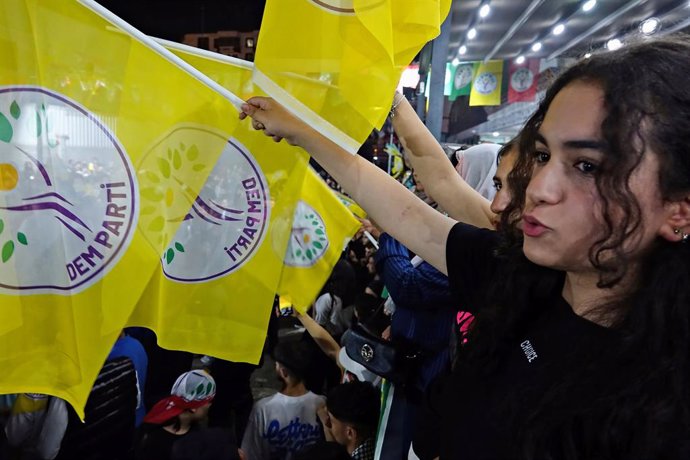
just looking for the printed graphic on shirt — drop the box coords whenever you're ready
[263,416,323,454]
[138,128,269,282]
[520,339,538,363]
[284,200,328,267]
[0,87,137,294]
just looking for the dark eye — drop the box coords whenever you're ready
[574,160,598,174]
[534,150,550,163]
[493,180,502,191]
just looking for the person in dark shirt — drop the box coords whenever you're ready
[318,382,379,460]
[135,370,216,460]
[240,36,690,459]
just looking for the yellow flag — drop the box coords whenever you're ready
[335,191,368,219]
[384,142,404,179]
[469,60,504,107]
[278,169,360,311]
[126,40,309,363]
[0,0,304,417]
[254,0,451,154]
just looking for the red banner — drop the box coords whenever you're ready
[508,59,539,103]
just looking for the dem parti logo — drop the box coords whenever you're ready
[0,87,137,294]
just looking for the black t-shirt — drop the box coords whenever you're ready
[428,222,616,459]
[135,426,188,460]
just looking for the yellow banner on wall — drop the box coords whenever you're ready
[469,60,504,107]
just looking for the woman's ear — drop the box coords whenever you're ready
[659,196,690,242]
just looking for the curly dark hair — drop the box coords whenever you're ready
[462,35,690,459]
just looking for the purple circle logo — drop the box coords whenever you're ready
[309,0,355,13]
[137,127,269,283]
[0,87,137,294]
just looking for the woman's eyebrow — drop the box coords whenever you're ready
[536,132,606,151]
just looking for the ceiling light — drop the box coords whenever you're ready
[479,4,491,18]
[467,28,477,40]
[452,57,460,66]
[606,38,623,51]
[582,0,597,12]
[584,52,592,58]
[459,45,467,55]
[640,17,661,35]
[515,55,526,64]
[531,42,542,52]
[553,24,565,35]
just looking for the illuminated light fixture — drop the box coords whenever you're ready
[553,23,565,35]
[584,52,592,58]
[479,3,491,18]
[531,42,542,52]
[452,57,460,66]
[515,55,526,64]
[492,132,500,137]
[640,17,661,35]
[459,45,467,55]
[606,38,623,51]
[582,0,597,12]
[468,28,477,40]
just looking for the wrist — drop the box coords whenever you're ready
[390,92,405,118]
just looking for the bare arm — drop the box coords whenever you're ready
[240,98,455,275]
[295,310,340,362]
[392,95,494,229]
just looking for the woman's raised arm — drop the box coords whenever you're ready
[391,95,494,229]
[240,97,455,275]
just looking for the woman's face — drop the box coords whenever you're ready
[490,148,517,228]
[521,81,671,274]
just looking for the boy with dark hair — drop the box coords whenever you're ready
[319,382,379,460]
[241,340,325,460]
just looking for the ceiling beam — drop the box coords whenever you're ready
[483,0,546,62]
[546,0,646,61]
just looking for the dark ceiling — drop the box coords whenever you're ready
[447,0,690,62]
[96,0,266,41]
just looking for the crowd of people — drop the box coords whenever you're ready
[2,35,690,460]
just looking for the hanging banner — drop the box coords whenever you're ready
[508,59,539,103]
[449,62,476,101]
[469,60,503,107]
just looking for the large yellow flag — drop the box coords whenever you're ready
[278,168,360,311]
[254,0,452,154]
[127,40,308,362]
[0,0,305,417]
[469,60,504,107]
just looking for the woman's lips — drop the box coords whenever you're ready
[522,214,549,237]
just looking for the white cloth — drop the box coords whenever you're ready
[241,391,326,460]
[455,144,500,200]
[313,293,353,337]
[5,394,68,460]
